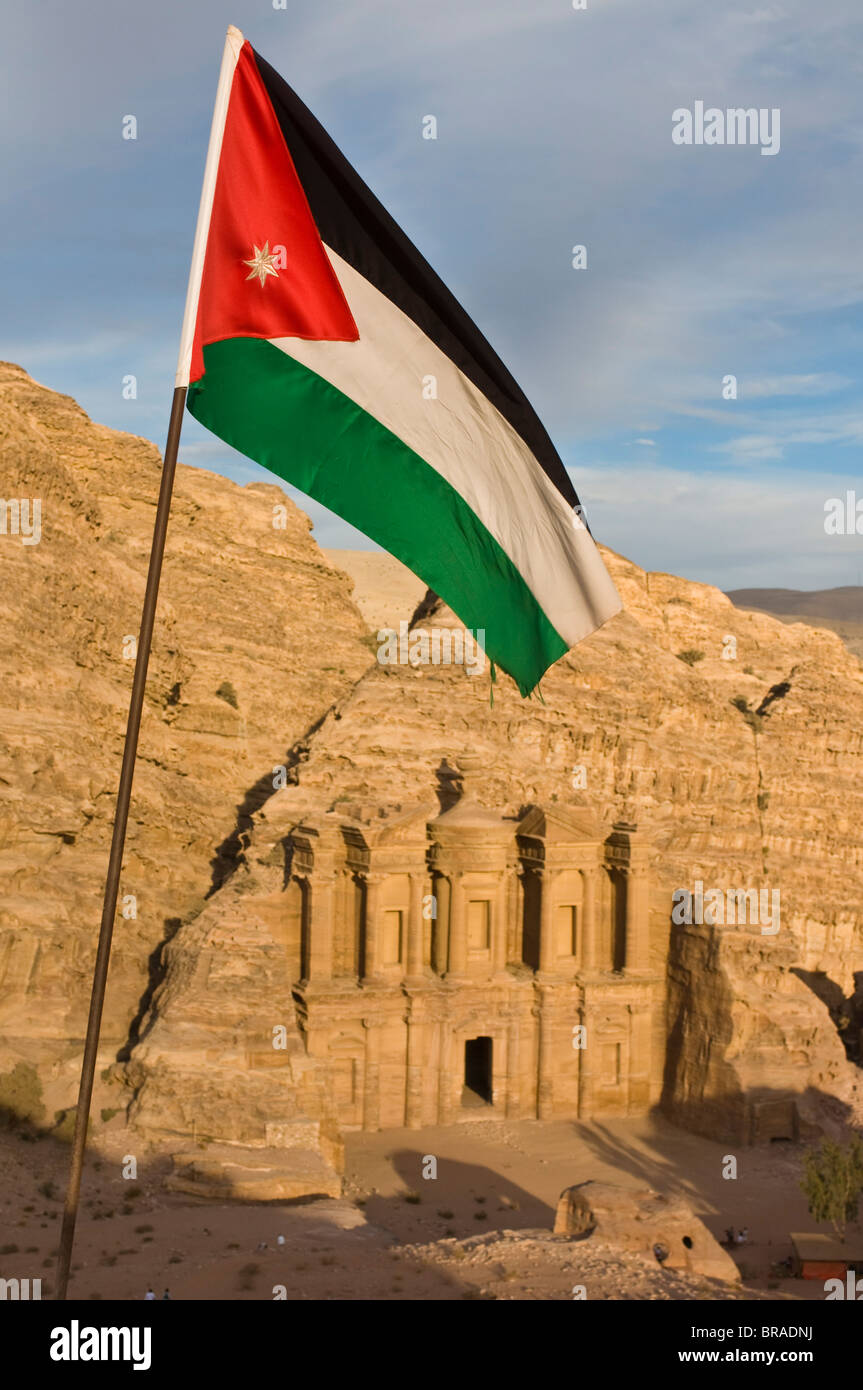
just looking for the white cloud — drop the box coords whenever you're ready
[578,461,863,590]
[4,0,863,595]
[9,332,136,367]
[742,373,851,398]
[711,434,785,461]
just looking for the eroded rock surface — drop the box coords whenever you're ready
[0,363,371,1154]
[554,1180,740,1283]
[2,365,863,1188]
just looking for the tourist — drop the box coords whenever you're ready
[653,1242,669,1266]
[162,1288,171,1300]
[144,1288,155,1300]
[725,1226,735,1246]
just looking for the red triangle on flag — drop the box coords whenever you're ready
[191,42,358,384]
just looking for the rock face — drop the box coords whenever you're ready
[124,859,347,1193]
[166,1145,343,1202]
[3,365,863,1184]
[0,363,372,1156]
[553,1180,740,1283]
[131,547,863,1156]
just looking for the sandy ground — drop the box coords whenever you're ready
[345,1114,848,1300]
[0,1112,856,1300]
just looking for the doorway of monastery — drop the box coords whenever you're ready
[463,1036,493,1107]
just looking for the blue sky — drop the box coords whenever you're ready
[3,0,863,590]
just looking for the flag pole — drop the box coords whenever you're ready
[54,23,244,1302]
[55,387,185,1300]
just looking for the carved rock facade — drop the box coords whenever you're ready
[287,758,660,1129]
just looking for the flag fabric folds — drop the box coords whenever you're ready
[178,26,621,696]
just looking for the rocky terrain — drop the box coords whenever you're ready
[131,544,863,1157]
[2,364,863,1190]
[0,1116,812,1301]
[0,362,372,1155]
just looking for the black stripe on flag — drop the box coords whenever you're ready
[252,47,581,513]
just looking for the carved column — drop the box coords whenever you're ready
[581,865,597,971]
[363,873,383,982]
[508,864,521,964]
[448,871,467,976]
[362,1017,384,1130]
[438,1026,455,1125]
[404,1009,424,1128]
[505,1014,521,1118]
[493,872,508,974]
[332,872,347,978]
[577,1004,593,1117]
[596,868,610,970]
[307,872,335,985]
[539,868,557,974]
[625,868,648,972]
[432,874,450,976]
[407,872,426,980]
[536,998,555,1118]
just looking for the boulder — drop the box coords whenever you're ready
[554,1180,740,1283]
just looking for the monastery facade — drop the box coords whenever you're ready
[279,759,659,1131]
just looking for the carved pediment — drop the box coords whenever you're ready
[364,802,437,848]
[517,803,600,845]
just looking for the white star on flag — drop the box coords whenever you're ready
[243,241,280,287]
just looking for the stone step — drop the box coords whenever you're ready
[166,1145,342,1202]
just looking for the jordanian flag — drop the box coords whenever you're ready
[177,26,621,696]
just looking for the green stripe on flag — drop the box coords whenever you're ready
[188,337,567,694]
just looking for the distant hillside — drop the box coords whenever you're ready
[726,587,863,661]
[726,587,863,621]
[323,548,427,631]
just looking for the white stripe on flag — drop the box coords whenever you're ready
[175,25,245,389]
[270,248,621,645]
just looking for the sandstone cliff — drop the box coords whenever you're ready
[131,545,863,1151]
[2,365,862,1174]
[0,362,372,1154]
